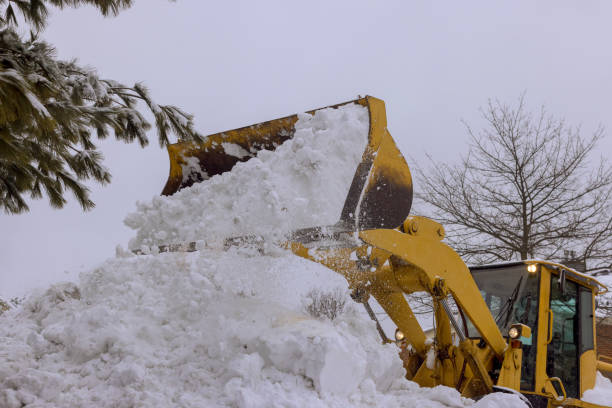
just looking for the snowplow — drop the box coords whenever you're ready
[159,96,612,407]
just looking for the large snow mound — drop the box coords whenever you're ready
[0,250,521,407]
[125,104,370,250]
[0,104,526,407]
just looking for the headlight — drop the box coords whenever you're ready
[508,327,520,339]
[395,328,405,341]
[527,264,538,273]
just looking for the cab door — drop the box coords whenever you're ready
[547,277,580,398]
[544,271,595,399]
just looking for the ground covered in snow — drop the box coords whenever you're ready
[0,249,521,407]
[1,104,527,407]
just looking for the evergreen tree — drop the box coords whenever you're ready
[0,0,202,214]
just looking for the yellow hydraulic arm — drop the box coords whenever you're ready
[285,215,509,396]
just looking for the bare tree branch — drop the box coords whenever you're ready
[416,95,612,271]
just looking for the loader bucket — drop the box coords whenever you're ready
[162,96,412,231]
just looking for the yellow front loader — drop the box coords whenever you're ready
[159,96,612,408]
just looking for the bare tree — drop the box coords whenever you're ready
[417,95,612,272]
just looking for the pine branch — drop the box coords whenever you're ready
[0,23,202,214]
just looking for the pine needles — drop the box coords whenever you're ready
[0,1,202,213]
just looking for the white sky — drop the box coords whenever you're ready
[1,0,611,297]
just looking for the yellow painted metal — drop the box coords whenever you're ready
[581,289,598,397]
[530,260,607,295]
[596,359,612,373]
[412,361,436,387]
[546,310,554,345]
[372,290,428,355]
[581,350,597,394]
[458,339,495,396]
[358,225,508,356]
[546,377,568,402]
[497,347,523,390]
[535,265,553,394]
[338,100,413,231]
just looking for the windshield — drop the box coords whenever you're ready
[466,263,541,391]
[466,264,530,337]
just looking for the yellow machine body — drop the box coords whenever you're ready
[161,96,612,407]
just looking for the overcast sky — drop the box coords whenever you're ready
[1,0,611,297]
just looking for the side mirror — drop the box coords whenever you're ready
[559,269,566,295]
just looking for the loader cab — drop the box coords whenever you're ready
[466,261,601,402]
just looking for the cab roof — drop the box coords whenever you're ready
[469,260,607,294]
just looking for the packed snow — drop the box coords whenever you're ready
[0,104,527,406]
[125,103,371,250]
[583,372,612,405]
[0,251,521,407]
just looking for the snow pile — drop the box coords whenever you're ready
[0,249,521,407]
[125,104,370,250]
[583,372,612,405]
[0,104,526,407]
